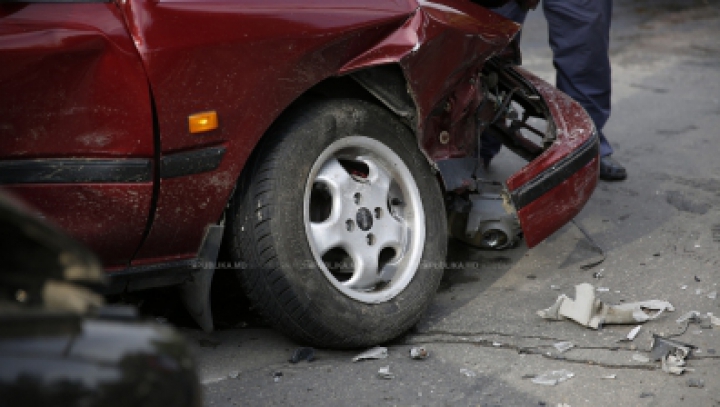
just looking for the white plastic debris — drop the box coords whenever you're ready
[626,325,642,341]
[676,311,701,324]
[530,369,574,386]
[662,354,687,375]
[681,285,688,290]
[377,366,394,379]
[708,291,718,300]
[596,287,610,292]
[492,342,502,347]
[409,347,429,360]
[460,369,476,378]
[537,283,674,329]
[696,289,705,295]
[553,341,574,353]
[708,313,720,327]
[632,354,650,363]
[352,346,388,362]
[601,374,617,379]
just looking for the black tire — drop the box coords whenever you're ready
[226,98,446,348]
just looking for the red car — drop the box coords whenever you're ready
[0,0,598,347]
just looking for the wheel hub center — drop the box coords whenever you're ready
[356,207,373,231]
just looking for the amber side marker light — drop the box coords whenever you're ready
[189,111,218,133]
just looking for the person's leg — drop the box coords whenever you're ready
[543,0,624,180]
[543,0,613,157]
[492,1,529,24]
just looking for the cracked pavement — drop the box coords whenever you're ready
[181,1,720,405]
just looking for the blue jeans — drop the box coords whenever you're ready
[492,0,614,157]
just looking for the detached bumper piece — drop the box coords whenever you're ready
[501,66,600,247]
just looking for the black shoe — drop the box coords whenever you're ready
[599,156,627,181]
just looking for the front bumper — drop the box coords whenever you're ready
[505,67,600,247]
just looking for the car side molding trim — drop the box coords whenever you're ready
[0,158,152,184]
[160,146,227,179]
[511,133,599,210]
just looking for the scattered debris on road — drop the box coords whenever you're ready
[377,366,394,380]
[530,369,574,386]
[352,346,388,362]
[537,283,674,328]
[409,346,429,360]
[648,334,695,375]
[662,353,688,375]
[553,341,574,353]
[676,311,701,324]
[289,347,316,363]
[460,369,477,378]
[687,378,705,388]
[601,374,617,379]
[650,335,695,361]
[625,325,642,341]
[273,371,283,383]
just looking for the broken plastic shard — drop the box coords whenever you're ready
[632,354,650,363]
[626,325,642,341]
[553,341,574,353]
[409,347,429,360]
[377,366,394,379]
[596,287,610,292]
[602,374,617,379]
[650,334,694,361]
[352,346,388,362]
[662,354,687,375]
[537,283,674,329]
[676,311,701,324]
[708,313,720,327]
[530,369,574,386]
[460,369,476,378]
[289,347,315,364]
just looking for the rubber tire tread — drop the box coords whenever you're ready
[226,98,447,348]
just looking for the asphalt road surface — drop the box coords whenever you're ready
[179,1,720,405]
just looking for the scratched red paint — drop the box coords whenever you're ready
[1,0,596,269]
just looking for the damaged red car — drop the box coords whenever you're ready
[0,0,598,347]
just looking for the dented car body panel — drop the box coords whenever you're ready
[0,0,595,274]
[505,67,599,247]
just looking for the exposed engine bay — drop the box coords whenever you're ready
[446,59,557,250]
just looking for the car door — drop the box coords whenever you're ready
[0,2,155,269]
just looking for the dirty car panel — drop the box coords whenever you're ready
[0,0,599,345]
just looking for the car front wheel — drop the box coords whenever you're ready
[226,98,446,348]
